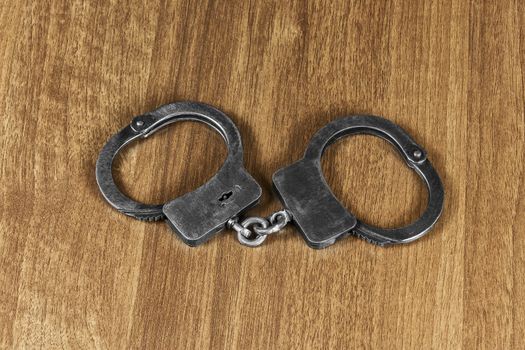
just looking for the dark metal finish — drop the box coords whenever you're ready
[97,105,443,249]
[273,115,444,249]
[96,101,262,246]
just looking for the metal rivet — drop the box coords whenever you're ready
[413,149,422,159]
[136,120,144,127]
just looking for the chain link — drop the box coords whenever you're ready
[253,210,292,235]
[227,209,292,247]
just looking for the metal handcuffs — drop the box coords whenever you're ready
[96,101,444,249]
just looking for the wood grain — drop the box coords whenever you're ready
[0,0,524,348]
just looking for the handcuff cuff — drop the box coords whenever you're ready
[96,101,444,249]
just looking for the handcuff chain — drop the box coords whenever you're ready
[227,209,292,247]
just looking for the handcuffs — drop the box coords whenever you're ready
[96,101,444,249]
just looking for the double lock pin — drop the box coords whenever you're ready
[96,101,444,249]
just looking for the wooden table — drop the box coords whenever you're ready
[1,0,523,348]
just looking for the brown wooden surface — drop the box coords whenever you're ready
[1,0,524,348]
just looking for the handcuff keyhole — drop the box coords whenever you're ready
[218,191,233,202]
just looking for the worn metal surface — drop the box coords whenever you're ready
[96,101,262,246]
[273,115,444,249]
[97,106,443,249]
